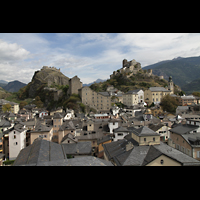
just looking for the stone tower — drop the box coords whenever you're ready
[68,76,83,95]
[168,76,174,94]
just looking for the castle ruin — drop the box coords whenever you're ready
[110,59,153,78]
[41,66,60,72]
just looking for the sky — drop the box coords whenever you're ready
[0,33,200,84]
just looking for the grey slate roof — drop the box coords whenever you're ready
[132,126,160,137]
[113,126,129,133]
[123,145,150,166]
[149,87,169,92]
[62,141,92,155]
[0,119,11,127]
[36,156,114,166]
[152,142,200,166]
[13,138,113,166]
[169,124,199,135]
[13,138,65,165]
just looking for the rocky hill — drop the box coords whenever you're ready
[24,66,70,98]
[90,66,181,94]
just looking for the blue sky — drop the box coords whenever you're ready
[0,33,200,84]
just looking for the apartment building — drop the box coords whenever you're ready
[79,86,111,111]
[123,89,144,107]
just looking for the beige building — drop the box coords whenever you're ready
[123,92,138,107]
[144,76,174,105]
[30,123,53,144]
[79,86,111,111]
[144,87,171,105]
[179,95,198,106]
[0,99,19,114]
[123,89,144,107]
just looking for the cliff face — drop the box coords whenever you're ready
[28,67,70,98]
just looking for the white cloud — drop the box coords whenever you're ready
[0,39,30,62]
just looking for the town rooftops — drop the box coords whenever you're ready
[103,137,200,166]
[13,138,113,166]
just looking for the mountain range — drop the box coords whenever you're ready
[143,56,200,94]
[0,80,27,93]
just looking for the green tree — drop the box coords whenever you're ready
[192,91,200,97]
[2,103,11,112]
[160,94,179,113]
[32,96,44,108]
[19,101,28,109]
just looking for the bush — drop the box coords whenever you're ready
[3,159,15,165]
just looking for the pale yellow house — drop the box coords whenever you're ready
[122,89,144,107]
[144,87,171,105]
[30,125,53,144]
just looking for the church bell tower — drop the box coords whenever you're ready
[168,76,174,94]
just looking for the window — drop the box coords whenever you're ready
[144,138,146,141]
[13,135,16,139]
[153,137,155,141]
[160,159,164,165]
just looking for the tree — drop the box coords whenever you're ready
[19,101,28,109]
[32,96,44,108]
[2,103,11,112]
[192,91,200,97]
[160,94,179,113]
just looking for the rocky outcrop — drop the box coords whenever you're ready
[28,66,70,98]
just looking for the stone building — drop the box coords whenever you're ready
[79,86,111,112]
[68,76,83,95]
[122,89,144,107]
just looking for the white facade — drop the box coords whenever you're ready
[137,89,144,103]
[113,131,129,141]
[64,110,75,120]
[108,121,119,133]
[9,128,26,160]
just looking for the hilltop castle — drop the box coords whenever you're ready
[41,66,61,72]
[110,59,153,79]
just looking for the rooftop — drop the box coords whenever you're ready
[149,87,169,92]
[13,138,113,166]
